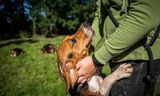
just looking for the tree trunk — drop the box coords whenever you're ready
[32,19,36,37]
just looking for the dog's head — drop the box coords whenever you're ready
[57,23,95,93]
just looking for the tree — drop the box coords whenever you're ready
[29,0,96,36]
[0,0,31,40]
[0,0,96,40]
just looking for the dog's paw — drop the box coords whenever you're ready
[112,63,133,81]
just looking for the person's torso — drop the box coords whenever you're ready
[96,0,160,63]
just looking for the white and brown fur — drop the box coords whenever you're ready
[57,23,133,96]
[10,48,24,57]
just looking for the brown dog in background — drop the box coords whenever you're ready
[57,23,133,96]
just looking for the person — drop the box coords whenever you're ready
[76,0,160,96]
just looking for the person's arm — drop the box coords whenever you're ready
[94,0,160,64]
[76,1,108,80]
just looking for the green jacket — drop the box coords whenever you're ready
[92,0,160,64]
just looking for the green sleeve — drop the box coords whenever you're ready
[94,0,160,64]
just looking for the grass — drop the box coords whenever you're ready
[0,36,66,96]
[2,35,160,96]
[0,36,111,96]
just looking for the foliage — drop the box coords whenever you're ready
[29,0,96,35]
[0,0,96,40]
[0,0,32,40]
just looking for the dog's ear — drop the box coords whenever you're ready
[57,58,66,79]
[65,69,71,93]
[57,60,72,93]
[65,62,78,93]
[69,68,78,89]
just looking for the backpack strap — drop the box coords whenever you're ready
[144,24,160,96]
[149,24,160,46]
[144,24,160,70]
[107,0,119,27]
[107,9,119,27]
[144,24,160,79]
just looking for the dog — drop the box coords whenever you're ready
[10,48,24,57]
[57,23,133,96]
[41,44,55,54]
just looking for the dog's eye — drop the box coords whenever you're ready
[67,53,73,59]
[70,38,76,46]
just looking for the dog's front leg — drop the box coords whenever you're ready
[100,63,133,96]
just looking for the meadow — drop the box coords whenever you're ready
[0,36,110,96]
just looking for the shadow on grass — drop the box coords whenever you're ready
[0,39,39,47]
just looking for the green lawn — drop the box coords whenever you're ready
[0,36,111,96]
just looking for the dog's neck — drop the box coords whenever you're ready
[87,75,103,93]
[74,75,103,96]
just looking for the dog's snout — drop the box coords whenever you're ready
[82,23,95,38]
[83,22,90,28]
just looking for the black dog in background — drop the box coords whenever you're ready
[10,48,24,57]
[41,44,55,54]
[9,44,54,57]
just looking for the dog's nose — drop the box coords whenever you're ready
[83,22,90,28]
[82,23,95,38]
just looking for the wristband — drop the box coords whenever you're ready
[92,54,104,67]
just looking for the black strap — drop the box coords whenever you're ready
[144,24,160,96]
[149,24,160,46]
[92,54,104,67]
[107,9,119,27]
[144,24,160,74]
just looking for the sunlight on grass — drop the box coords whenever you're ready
[0,36,67,96]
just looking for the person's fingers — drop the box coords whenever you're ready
[81,78,87,84]
[77,66,83,77]
[77,76,86,83]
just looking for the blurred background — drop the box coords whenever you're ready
[0,0,111,96]
[0,0,96,40]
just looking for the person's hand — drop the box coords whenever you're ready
[76,56,96,84]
